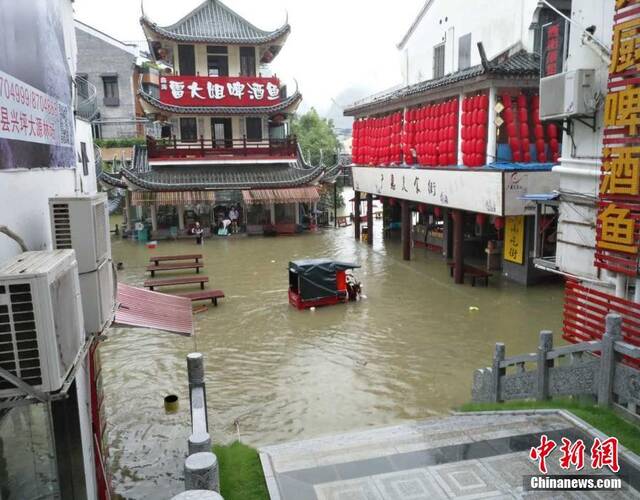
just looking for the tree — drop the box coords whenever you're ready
[291,108,341,166]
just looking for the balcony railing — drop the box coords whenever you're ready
[75,76,98,121]
[147,135,297,161]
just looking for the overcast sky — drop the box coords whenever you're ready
[73,0,424,128]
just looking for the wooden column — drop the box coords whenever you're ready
[453,209,464,284]
[177,205,185,231]
[150,204,158,233]
[270,203,276,224]
[124,191,132,231]
[401,199,411,261]
[354,191,361,240]
[294,203,300,225]
[366,193,373,246]
[333,182,338,228]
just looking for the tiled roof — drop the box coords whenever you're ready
[139,88,302,116]
[141,0,290,45]
[121,148,324,191]
[345,51,540,116]
[99,171,128,189]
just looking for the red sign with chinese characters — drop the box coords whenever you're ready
[159,76,282,107]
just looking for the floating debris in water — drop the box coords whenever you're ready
[469,306,480,312]
[310,307,316,312]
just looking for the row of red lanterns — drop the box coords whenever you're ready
[404,98,459,166]
[461,94,488,167]
[352,112,403,165]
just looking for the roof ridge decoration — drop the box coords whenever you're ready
[141,0,291,45]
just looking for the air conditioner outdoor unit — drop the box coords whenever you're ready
[0,250,85,397]
[49,193,110,274]
[79,258,115,334]
[539,69,596,120]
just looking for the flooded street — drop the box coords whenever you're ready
[105,212,564,498]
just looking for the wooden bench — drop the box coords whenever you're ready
[149,254,203,266]
[177,290,225,306]
[143,276,208,291]
[146,262,204,277]
[446,261,492,287]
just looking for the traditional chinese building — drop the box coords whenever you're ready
[101,0,324,237]
[548,0,640,357]
[344,0,567,286]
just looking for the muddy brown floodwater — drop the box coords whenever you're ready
[104,212,564,498]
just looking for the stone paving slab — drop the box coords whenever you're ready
[259,411,640,500]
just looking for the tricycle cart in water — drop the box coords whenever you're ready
[288,259,361,310]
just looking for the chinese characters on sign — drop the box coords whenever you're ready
[0,69,73,149]
[595,5,640,276]
[504,216,525,264]
[530,435,620,474]
[159,76,281,107]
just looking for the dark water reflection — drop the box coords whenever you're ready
[104,214,563,498]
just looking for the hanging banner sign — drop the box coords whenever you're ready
[159,76,282,107]
[0,70,73,148]
[504,215,525,264]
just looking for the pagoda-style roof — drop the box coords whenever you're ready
[141,0,290,45]
[345,50,540,116]
[99,170,128,189]
[119,145,324,191]
[138,87,302,116]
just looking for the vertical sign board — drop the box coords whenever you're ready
[595,1,640,276]
[0,1,75,169]
[504,216,525,264]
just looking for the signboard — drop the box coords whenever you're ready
[352,166,503,215]
[504,216,525,264]
[159,76,281,107]
[595,2,640,276]
[503,170,557,216]
[0,1,75,169]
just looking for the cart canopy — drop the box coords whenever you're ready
[289,259,360,300]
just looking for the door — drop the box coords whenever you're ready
[211,118,232,148]
[180,117,197,142]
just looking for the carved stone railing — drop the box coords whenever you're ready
[472,313,640,418]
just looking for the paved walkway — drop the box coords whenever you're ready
[259,411,640,499]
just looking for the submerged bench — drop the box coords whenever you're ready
[177,290,225,306]
[143,276,208,291]
[149,254,203,265]
[446,261,492,287]
[146,262,204,277]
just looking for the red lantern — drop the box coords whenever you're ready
[418,203,428,214]
[504,107,514,124]
[517,94,527,108]
[434,207,442,218]
[494,217,505,230]
[534,124,544,140]
[476,213,487,226]
[518,108,528,124]
[520,123,530,139]
[547,123,558,139]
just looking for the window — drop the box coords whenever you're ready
[458,34,471,70]
[80,142,89,176]
[207,46,228,77]
[433,43,445,78]
[212,118,232,147]
[245,117,262,141]
[240,47,256,77]
[76,74,89,99]
[178,44,196,75]
[180,117,198,142]
[102,76,119,106]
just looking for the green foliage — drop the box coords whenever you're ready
[460,399,640,455]
[95,137,146,148]
[213,441,269,500]
[319,184,345,211]
[291,108,341,166]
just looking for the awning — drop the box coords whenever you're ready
[114,284,193,336]
[242,187,320,205]
[131,191,216,206]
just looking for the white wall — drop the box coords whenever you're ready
[400,0,539,85]
[554,0,614,281]
[75,119,98,194]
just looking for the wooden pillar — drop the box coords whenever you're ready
[177,205,185,230]
[294,203,300,225]
[401,199,411,261]
[124,191,132,231]
[270,203,276,224]
[354,191,361,240]
[333,182,338,228]
[453,209,464,284]
[150,204,158,233]
[366,193,373,246]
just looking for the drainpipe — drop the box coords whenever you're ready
[486,87,497,163]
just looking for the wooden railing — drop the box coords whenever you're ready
[147,135,297,160]
[472,313,640,419]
